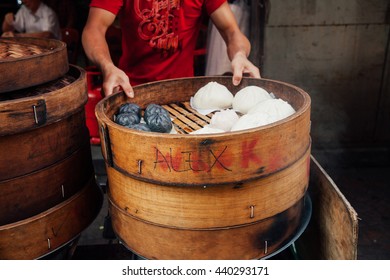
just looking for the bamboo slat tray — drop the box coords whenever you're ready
[0,37,68,93]
[162,102,212,134]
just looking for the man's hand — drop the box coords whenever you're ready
[101,64,134,98]
[231,52,261,86]
[1,31,15,37]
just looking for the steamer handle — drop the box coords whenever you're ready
[100,124,113,167]
[32,99,47,126]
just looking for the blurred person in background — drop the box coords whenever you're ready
[1,0,61,39]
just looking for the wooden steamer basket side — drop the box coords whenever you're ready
[0,66,89,180]
[0,176,103,260]
[0,65,87,136]
[0,144,94,225]
[0,64,102,259]
[95,76,312,259]
[0,37,68,93]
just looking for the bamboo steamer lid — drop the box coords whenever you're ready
[0,37,68,93]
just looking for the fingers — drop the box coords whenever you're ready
[231,57,261,86]
[247,64,261,79]
[232,67,243,86]
[121,83,134,98]
[1,31,14,37]
[100,65,135,98]
[102,78,134,98]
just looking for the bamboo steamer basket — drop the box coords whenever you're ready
[0,63,101,259]
[0,65,89,181]
[95,76,311,259]
[0,37,68,93]
[0,177,102,260]
[0,144,94,225]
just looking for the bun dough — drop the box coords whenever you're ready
[232,86,273,114]
[231,99,296,131]
[231,113,276,131]
[247,98,296,119]
[190,125,225,134]
[209,109,239,131]
[192,82,234,110]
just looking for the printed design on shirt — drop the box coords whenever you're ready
[135,0,182,54]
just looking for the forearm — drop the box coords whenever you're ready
[210,2,260,83]
[210,2,251,61]
[82,25,115,74]
[225,29,251,62]
[2,14,14,33]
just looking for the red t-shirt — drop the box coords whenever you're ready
[90,0,226,85]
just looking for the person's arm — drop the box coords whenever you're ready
[2,13,15,33]
[82,7,133,97]
[210,2,260,85]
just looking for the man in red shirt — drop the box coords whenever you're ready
[82,0,260,97]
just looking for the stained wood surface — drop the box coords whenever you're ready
[107,145,310,228]
[0,109,90,181]
[0,177,102,260]
[0,65,87,136]
[0,144,94,225]
[96,76,311,185]
[109,196,304,260]
[0,37,68,93]
[296,156,359,259]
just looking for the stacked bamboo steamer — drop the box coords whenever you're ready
[0,37,102,259]
[96,76,311,259]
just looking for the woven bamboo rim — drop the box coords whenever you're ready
[0,65,87,136]
[0,37,68,93]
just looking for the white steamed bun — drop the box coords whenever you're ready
[231,99,296,131]
[231,113,278,131]
[232,86,273,114]
[247,98,296,119]
[192,82,233,110]
[209,109,239,131]
[190,125,225,134]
